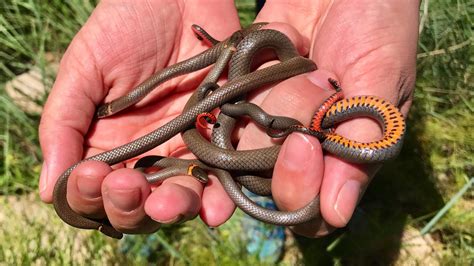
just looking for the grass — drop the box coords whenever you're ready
[0,0,473,264]
[0,194,125,265]
[0,0,95,194]
[0,194,262,265]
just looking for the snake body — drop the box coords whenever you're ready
[52,24,406,239]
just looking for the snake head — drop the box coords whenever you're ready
[266,121,292,138]
[191,24,219,46]
[228,30,244,48]
[187,164,209,184]
[96,104,113,119]
[134,155,166,169]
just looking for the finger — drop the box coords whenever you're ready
[200,175,236,227]
[274,133,323,211]
[314,75,384,228]
[236,70,334,236]
[261,22,310,56]
[291,71,381,230]
[102,168,160,234]
[273,133,334,237]
[67,161,112,219]
[320,156,379,228]
[244,71,336,237]
[144,175,204,225]
[38,1,128,202]
[39,47,103,203]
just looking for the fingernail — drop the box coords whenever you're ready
[306,71,332,91]
[77,175,102,199]
[107,188,141,212]
[154,214,185,224]
[334,180,361,225]
[39,162,48,194]
[282,133,315,172]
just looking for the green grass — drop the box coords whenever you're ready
[0,195,126,265]
[0,0,96,193]
[0,0,473,264]
[413,1,473,262]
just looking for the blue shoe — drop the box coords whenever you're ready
[241,189,285,262]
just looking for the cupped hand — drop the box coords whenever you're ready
[39,0,242,234]
[237,0,419,237]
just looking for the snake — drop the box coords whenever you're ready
[52,24,406,239]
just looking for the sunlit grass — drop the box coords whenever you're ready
[413,0,473,262]
[0,194,125,265]
[0,0,96,193]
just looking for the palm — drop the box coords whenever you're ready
[39,0,241,215]
[72,1,241,163]
[314,2,415,108]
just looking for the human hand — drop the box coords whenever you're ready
[39,0,242,234]
[235,0,418,237]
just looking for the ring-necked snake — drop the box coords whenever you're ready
[52,23,406,239]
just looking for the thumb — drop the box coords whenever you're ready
[38,43,104,203]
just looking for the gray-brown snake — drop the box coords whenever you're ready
[52,24,405,239]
